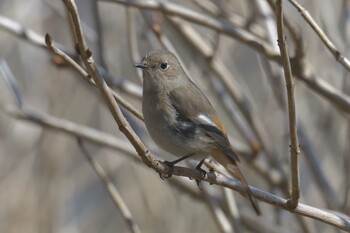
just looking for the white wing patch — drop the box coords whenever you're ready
[197,114,216,127]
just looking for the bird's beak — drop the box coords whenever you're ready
[134,63,148,69]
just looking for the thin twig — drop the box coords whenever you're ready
[126,8,142,81]
[78,139,142,233]
[192,0,266,39]
[167,16,290,187]
[99,1,350,116]
[203,185,234,233]
[276,0,300,208]
[240,211,294,233]
[0,15,142,99]
[44,33,144,121]
[249,0,286,109]
[223,188,242,233]
[0,59,22,107]
[100,0,281,62]
[2,13,350,117]
[287,0,350,73]
[62,0,165,173]
[267,0,341,212]
[4,105,204,201]
[4,105,137,158]
[298,123,341,210]
[93,1,109,69]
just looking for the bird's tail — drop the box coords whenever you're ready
[226,162,261,215]
[211,149,261,215]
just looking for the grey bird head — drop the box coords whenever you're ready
[134,49,188,91]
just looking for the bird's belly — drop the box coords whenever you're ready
[143,97,202,157]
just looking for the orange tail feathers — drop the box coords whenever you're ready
[226,163,261,215]
[211,149,261,215]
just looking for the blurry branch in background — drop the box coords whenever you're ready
[126,8,143,81]
[266,0,341,211]
[240,211,294,233]
[3,105,203,201]
[78,139,142,233]
[4,104,350,231]
[166,17,290,192]
[101,0,281,61]
[2,8,350,115]
[0,60,22,108]
[45,34,144,121]
[0,15,142,99]
[298,124,341,210]
[192,0,267,39]
[202,186,235,233]
[4,106,137,158]
[276,0,300,208]
[62,0,167,173]
[92,1,109,69]
[222,188,242,233]
[99,0,350,116]
[287,0,350,73]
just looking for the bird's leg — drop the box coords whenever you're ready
[194,159,207,188]
[159,153,195,180]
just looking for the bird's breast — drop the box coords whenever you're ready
[142,91,199,156]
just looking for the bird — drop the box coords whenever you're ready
[134,49,261,215]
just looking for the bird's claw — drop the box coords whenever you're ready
[158,160,174,180]
[195,167,207,189]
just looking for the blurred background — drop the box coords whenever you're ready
[0,0,349,232]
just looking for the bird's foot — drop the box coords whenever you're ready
[158,153,195,180]
[159,160,175,180]
[195,162,207,189]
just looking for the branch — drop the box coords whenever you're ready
[98,1,350,117]
[126,8,143,81]
[100,0,281,62]
[4,105,350,231]
[276,0,300,208]
[0,15,142,99]
[78,139,142,233]
[203,185,235,233]
[62,0,166,173]
[287,0,350,73]
[4,105,137,158]
[44,34,144,121]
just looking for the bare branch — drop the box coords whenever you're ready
[276,0,300,208]
[78,140,141,233]
[126,8,143,81]
[100,0,281,62]
[203,186,234,233]
[298,124,341,210]
[4,105,137,158]
[62,0,166,174]
[0,15,142,99]
[44,34,144,121]
[287,0,350,73]
[223,188,242,233]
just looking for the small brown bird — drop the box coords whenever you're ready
[135,49,261,215]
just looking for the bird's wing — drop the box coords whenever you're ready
[169,83,240,162]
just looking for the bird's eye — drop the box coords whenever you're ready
[160,62,168,70]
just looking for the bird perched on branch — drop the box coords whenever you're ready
[135,49,261,215]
